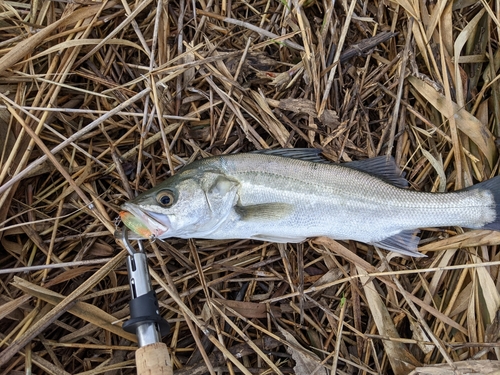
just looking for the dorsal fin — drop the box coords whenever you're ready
[344,156,408,188]
[252,149,408,188]
[251,148,328,163]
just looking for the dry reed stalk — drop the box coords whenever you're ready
[1,1,500,374]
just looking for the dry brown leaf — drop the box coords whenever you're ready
[408,317,434,354]
[472,254,500,323]
[277,326,327,375]
[249,90,290,147]
[0,85,16,161]
[420,149,446,192]
[408,76,497,167]
[0,295,31,321]
[391,0,419,19]
[27,38,146,62]
[454,8,486,107]
[45,266,100,287]
[448,281,473,317]
[212,298,280,318]
[277,98,317,117]
[0,235,23,254]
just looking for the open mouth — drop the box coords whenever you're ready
[120,203,170,238]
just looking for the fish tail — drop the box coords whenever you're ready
[466,176,500,231]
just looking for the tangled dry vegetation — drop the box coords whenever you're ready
[2,1,500,374]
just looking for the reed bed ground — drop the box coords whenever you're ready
[1,1,500,374]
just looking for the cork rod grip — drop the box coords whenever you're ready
[135,342,173,375]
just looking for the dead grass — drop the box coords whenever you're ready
[1,1,500,374]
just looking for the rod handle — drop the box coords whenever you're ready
[135,342,173,375]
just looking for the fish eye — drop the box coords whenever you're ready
[156,190,175,207]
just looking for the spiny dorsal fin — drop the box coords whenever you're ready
[251,148,328,163]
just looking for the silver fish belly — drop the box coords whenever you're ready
[120,149,500,256]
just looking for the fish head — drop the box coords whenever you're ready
[120,168,240,240]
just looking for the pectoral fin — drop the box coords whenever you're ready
[235,203,294,222]
[372,230,424,257]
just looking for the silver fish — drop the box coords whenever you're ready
[119,149,500,256]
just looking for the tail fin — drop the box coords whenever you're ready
[466,176,500,231]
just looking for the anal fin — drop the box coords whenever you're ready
[372,230,425,257]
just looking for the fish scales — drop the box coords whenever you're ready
[210,154,494,241]
[119,149,500,256]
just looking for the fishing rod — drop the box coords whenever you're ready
[118,227,172,375]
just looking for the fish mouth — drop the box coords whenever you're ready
[120,203,170,239]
